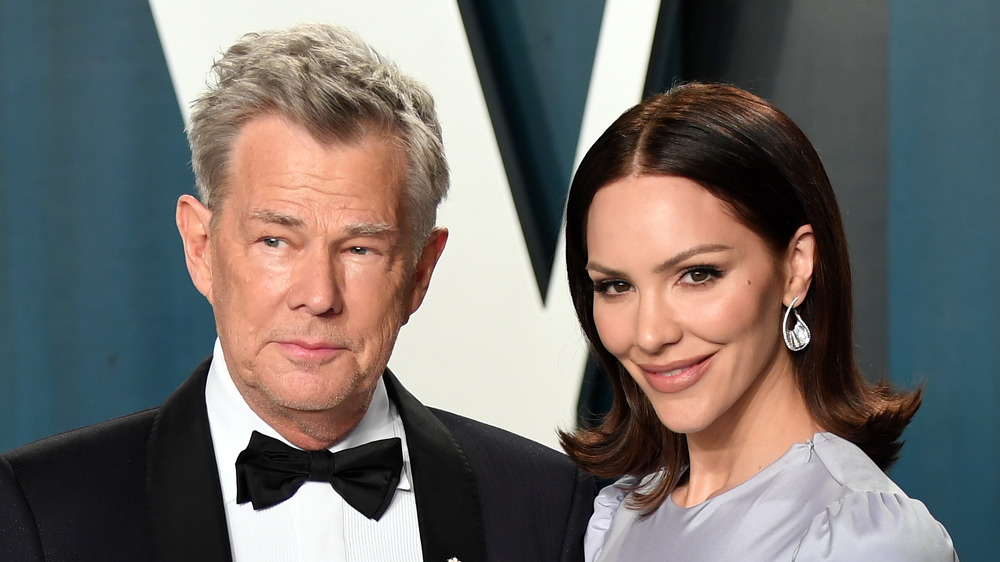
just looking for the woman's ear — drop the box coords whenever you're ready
[783,224,815,307]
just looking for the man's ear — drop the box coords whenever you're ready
[176,194,215,303]
[783,224,815,307]
[404,227,448,322]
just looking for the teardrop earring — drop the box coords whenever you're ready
[782,296,811,351]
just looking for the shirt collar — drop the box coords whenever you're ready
[204,338,412,503]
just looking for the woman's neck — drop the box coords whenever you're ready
[672,363,822,508]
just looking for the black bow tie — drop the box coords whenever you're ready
[235,431,403,520]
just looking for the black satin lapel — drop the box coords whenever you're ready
[383,370,487,562]
[147,357,233,562]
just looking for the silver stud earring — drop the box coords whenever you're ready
[782,296,811,351]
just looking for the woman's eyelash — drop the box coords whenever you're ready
[680,265,724,283]
[592,279,631,294]
[589,264,724,293]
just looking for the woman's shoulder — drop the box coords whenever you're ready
[793,488,958,561]
[809,432,903,493]
[584,476,636,561]
[797,433,958,561]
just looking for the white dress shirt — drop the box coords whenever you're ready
[204,339,423,561]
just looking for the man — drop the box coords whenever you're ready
[0,24,593,561]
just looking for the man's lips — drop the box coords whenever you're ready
[275,339,347,361]
[279,338,342,349]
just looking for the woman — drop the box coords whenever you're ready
[560,83,957,560]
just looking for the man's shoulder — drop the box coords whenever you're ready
[428,407,576,470]
[426,407,595,561]
[1,408,162,559]
[3,407,158,470]
[386,370,577,471]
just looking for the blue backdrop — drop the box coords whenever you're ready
[888,0,1000,556]
[0,0,216,445]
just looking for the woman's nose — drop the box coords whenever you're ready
[634,293,682,354]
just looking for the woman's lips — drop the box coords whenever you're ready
[637,353,714,394]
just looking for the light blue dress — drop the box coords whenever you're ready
[586,433,957,561]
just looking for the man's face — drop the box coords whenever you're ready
[177,114,446,446]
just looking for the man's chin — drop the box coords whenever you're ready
[265,376,377,413]
[265,387,354,413]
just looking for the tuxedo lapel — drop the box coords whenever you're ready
[384,370,488,562]
[142,363,487,561]
[147,357,234,562]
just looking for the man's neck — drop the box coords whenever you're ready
[235,382,376,450]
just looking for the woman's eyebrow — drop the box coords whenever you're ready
[588,244,732,276]
[653,244,731,273]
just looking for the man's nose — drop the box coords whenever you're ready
[287,246,343,316]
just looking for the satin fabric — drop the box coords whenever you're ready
[587,433,958,561]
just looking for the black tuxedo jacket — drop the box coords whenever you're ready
[0,358,594,561]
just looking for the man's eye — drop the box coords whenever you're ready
[262,237,282,248]
[349,246,369,255]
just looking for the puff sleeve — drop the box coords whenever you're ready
[793,490,958,561]
[584,478,632,562]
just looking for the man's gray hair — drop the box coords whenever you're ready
[186,23,449,249]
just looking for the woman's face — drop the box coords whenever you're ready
[586,175,797,438]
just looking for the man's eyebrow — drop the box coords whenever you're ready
[344,222,398,237]
[587,243,732,276]
[247,210,397,238]
[249,209,305,228]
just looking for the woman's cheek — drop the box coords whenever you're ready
[593,302,632,359]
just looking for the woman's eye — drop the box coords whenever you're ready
[594,280,632,295]
[680,267,721,285]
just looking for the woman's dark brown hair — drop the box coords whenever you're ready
[559,82,921,511]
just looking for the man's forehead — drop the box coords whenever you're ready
[237,112,402,160]
[210,116,410,228]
